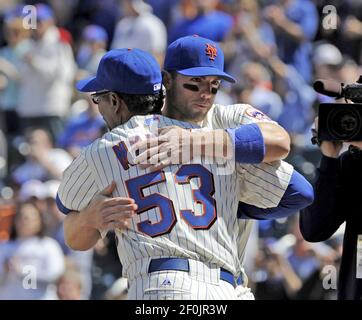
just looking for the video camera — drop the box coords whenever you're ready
[314,76,362,141]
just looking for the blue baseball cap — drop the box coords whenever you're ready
[83,24,108,43]
[164,35,236,83]
[4,5,25,23]
[76,48,162,94]
[36,3,54,21]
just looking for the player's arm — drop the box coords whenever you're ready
[63,211,101,251]
[56,149,137,251]
[220,103,291,162]
[131,123,290,170]
[238,169,314,220]
[218,103,290,162]
[181,122,290,162]
[59,182,137,251]
[226,121,290,162]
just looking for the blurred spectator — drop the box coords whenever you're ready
[14,177,93,299]
[257,217,290,240]
[264,0,319,83]
[104,277,128,300]
[111,0,167,65]
[213,87,234,106]
[0,129,6,179]
[0,13,31,136]
[315,0,362,65]
[0,201,65,299]
[76,24,108,77]
[168,0,233,44]
[312,44,362,116]
[225,0,276,78]
[294,241,339,300]
[338,57,362,85]
[0,200,15,241]
[42,179,94,300]
[57,94,105,158]
[67,0,119,46]
[287,238,321,281]
[0,1,18,13]
[237,62,283,121]
[146,0,180,29]
[56,259,83,300]
[313,42,343,82]
[16,3,76,140]
[47,0,78,28]
[252,238,302,300]
[266,55,316,137]
[12,127,73,185]
[42,179,63,236]
[18,179,47,213]
[91,233,123,300]
[286,218,321,282]
[0,1,19,45]
[340,6,362,65]
[18,179,63,237]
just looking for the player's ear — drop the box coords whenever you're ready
[162,70,173,90]
[110,92,122,113]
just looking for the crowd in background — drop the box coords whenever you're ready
[0,0,361,300]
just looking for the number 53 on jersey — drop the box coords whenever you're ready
[125,164,217,237]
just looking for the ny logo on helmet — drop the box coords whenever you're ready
[205,44,217,61]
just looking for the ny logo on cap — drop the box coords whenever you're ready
[205,44,217,61]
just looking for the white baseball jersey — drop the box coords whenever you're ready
[202,103,294,280]
[57,103,293,298]
[202,103,293,209]
[235,159,293,281]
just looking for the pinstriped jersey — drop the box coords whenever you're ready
[235,159,293,278]
[202,103,293,277]
[202,103,293,208]
[58,114,244,277]
[57,103,292,279]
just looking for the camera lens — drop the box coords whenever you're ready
[327,106,362,140]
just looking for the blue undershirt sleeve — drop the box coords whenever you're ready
[226,123,265,164]
[237,169,314,220]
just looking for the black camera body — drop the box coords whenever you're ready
[315,76,362,141]
[318,103,362,141]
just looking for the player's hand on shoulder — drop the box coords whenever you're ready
[131,126,194,172]
[84,181,138,231]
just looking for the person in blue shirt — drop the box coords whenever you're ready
[57,95,105,158]
[146,0,180,29]
[266,55,316,135]
[264,0,319,83]
[168,0,233,44]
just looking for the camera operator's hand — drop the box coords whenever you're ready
[320,141,343,158]
[314,118,343,158]
[348,141,362,150]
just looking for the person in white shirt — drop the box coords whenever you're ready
[111,0,167,65]
[0,201,65,300]
[17,4,76,139]
[12,127,73,185]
